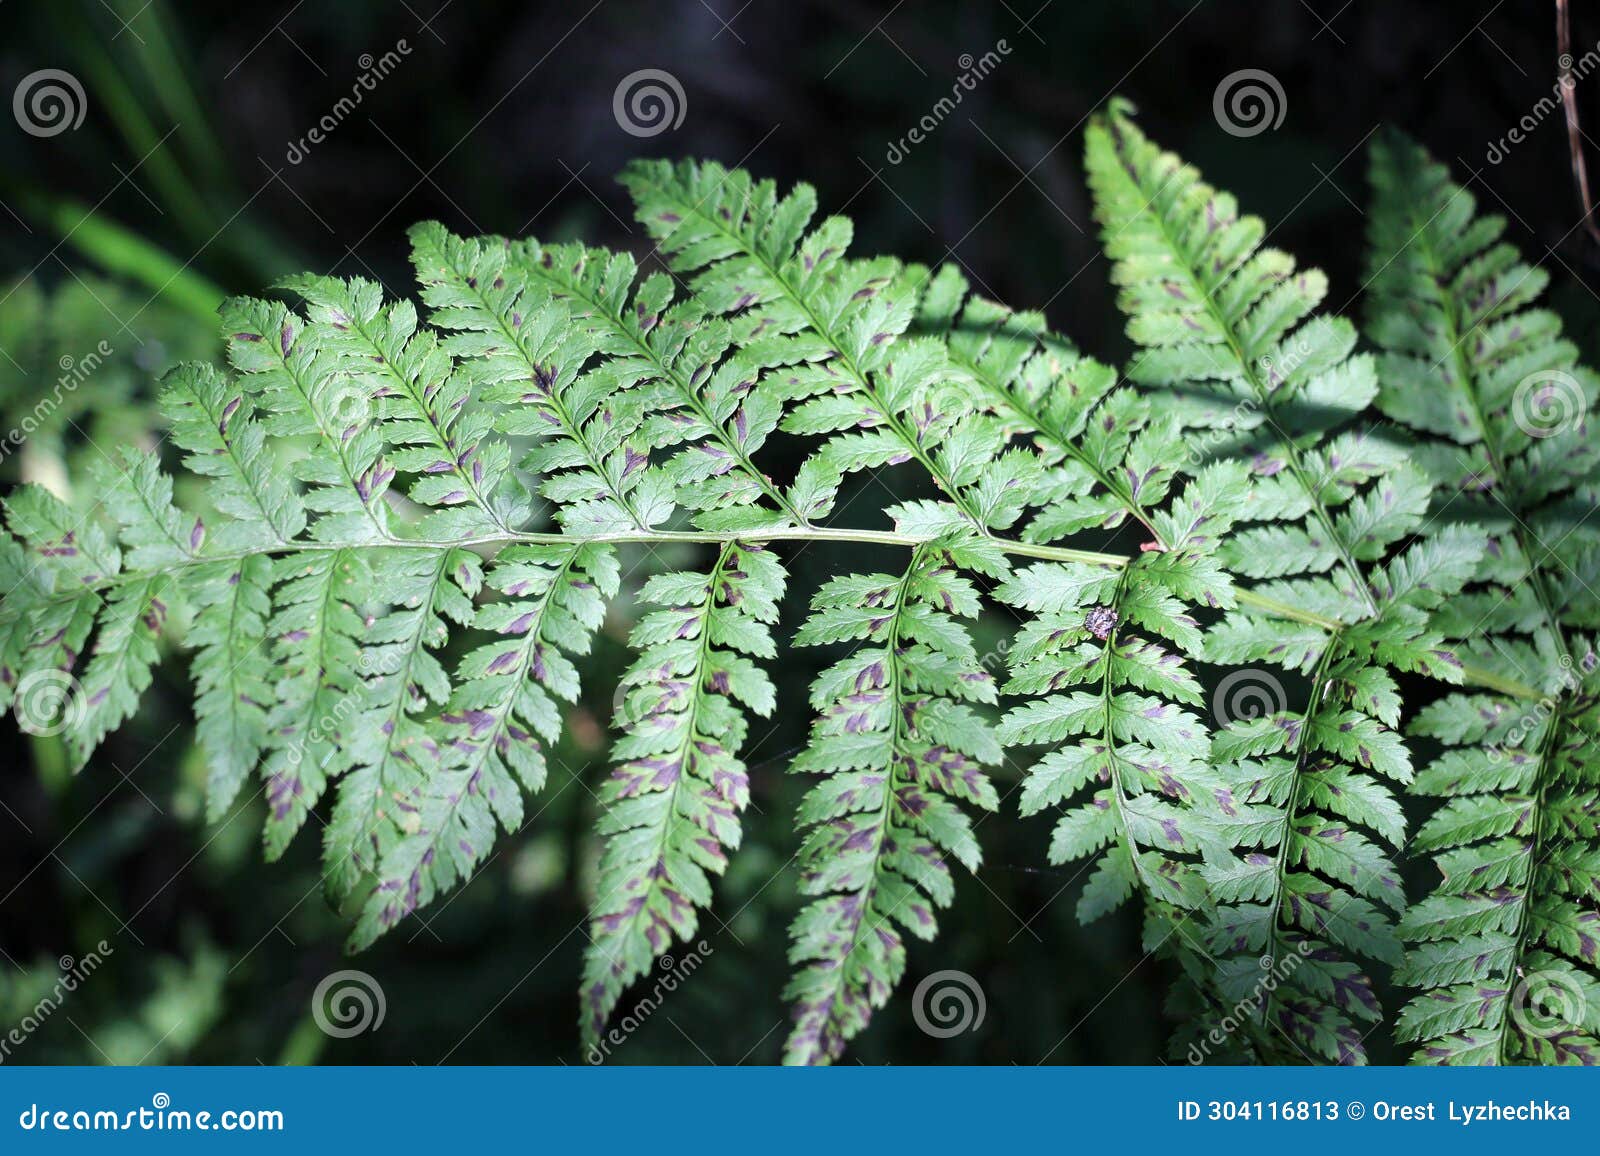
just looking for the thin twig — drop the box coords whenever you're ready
[1557,0,1600,244]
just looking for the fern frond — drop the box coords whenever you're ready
[222,298,394,542]
[324,545,477,902]
[918,264,1302,1055]
[188,554,274,820]
[258,548,369,855]
[1086,102,1392,620]
[0,486,105,722]
[351,542,616,947]
[280,274,519,536]
[915,264,1153,545]
[0,475,177,771]
[996,466,1238,907]
[162,362,307,549]
[6,136,1590,1068]
[1365,130,1600,1065]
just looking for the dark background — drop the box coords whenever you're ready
[0,0,1596,1066]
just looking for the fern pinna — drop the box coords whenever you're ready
[1085,104,1482,1064]
[1365,131,1600,1064]
[2,103,1595,1065]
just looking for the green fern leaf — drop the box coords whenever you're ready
[782,544,999,1064]
[582,542,784,1044]
[1086,105,1489,1063]
[1365,129,1600,1065]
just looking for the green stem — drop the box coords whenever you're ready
[35,519,1546,701]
